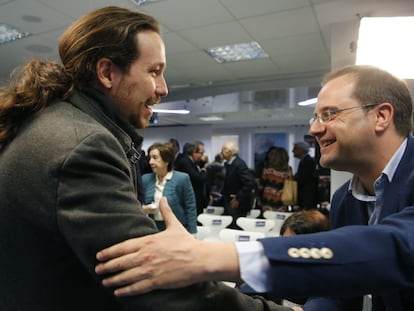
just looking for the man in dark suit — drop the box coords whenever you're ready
[221,141,255,228]
[95,65,414,311]
[292,142,319,210]
[175,140,208,215]
[169,138,181,167]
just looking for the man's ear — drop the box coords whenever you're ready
[95,58,114,89]
[375,102,393,132]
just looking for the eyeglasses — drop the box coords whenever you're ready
[309,103,378,126]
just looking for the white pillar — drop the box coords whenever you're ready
[328,20,360,195]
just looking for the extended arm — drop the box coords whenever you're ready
[96,197,241,296]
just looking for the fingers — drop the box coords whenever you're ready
[96,237,146,261]
[95,251,145,274]
[113,280,156,296]
[101,265,151,287]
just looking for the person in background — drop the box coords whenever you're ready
[205,153,225,204]
[257,146,291,212]
[175,140,209,215]
[254,135,275,180]
[277,209,331,307]
[280,209,330,237]
[0,6,294,311]
[221,141,255,228]
[139,148,153,175]
[95,64,414,311]
[292,142,319,210]
[199,154,210,169]
[208,172,225,206]
[169,138,181,167]
[142,142,197,234]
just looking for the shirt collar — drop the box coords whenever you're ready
[349,138,407,200]
[165,171,173,180]
[156,171,173,184]
[226,155,236,165]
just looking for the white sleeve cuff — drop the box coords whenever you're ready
[235,241,271,292]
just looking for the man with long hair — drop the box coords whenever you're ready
[0,6,292,311]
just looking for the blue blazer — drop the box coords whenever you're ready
[256,135,414,311]
[142,170,197,234]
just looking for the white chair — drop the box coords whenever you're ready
[246,209,261,218]
[236,217,275,233]
[263,211,293,236]
[195,225,211,240]
[203,206,224,215]
[197,214,233,240]
[219,228,265,242]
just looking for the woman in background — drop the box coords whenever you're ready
[257,146,291,212]
[142,142,197,234]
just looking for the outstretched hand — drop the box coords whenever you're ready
[95,197,240,296]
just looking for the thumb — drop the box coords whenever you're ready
[159,197,184,230]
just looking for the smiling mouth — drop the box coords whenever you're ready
[320,139,336,148]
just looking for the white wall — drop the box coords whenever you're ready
[328,20,359,193]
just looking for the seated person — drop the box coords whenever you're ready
[280,209,331,236]
[208,171,225,206]
[278,209,331,306]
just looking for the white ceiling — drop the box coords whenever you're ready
[1,0,414,128]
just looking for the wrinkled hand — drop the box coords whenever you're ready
[95,197,240,296]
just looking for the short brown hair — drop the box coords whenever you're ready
[323,65,413,136]
[280,209,330,236]
[148,142,175,171]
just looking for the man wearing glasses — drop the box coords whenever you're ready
[96,65,414,311]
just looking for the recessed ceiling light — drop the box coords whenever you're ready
[205,41,268,63]
[199,116,224,121]
[0,24,30,45]
[22,15,42,23]
[152,108,190,114]
[130,0,164,6]
[298,97,317,106]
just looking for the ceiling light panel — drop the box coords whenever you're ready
[205,41,269,63]
[0,24,30,45]
[131,0,164,6]
[152,108,190,114]
[356,16,414,79]
[199,116,224,121]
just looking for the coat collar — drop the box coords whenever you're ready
[69,88,143,154]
